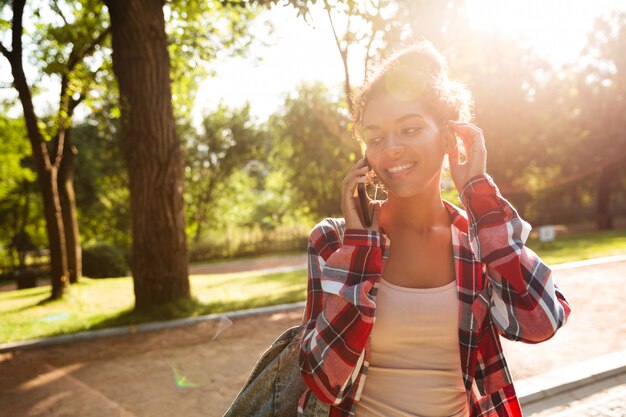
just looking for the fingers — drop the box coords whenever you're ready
[445,129,465,168]
[342,159,371,230]
[446,121,488,183]
[447,120,482,135]
[448,120,485,149]
[448,142,462,168]
[369,200,384,229]
[343,160,369,191]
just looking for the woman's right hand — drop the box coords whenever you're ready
[341,158,382,231]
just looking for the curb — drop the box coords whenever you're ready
[0,301,306,353]
[517,349,626,411]
[192,264,307,276]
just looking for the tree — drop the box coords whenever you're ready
[269,82,355,217]
[504,11,626,227]
[104,0,191,307]
[38,1,111,284]
[185,104,269,243]
[0,0,109,297]
[578,12,626,229]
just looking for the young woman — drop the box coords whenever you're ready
[298,41,571,417]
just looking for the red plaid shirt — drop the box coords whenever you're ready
[298,173,571,417]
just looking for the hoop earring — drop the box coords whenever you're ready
[367,170,388,201]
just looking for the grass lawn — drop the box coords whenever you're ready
[1,228,624,344]
[0,269,307,344]
[526,228,626,265]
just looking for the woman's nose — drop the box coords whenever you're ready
[383,135,404,157]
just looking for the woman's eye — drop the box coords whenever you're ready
[402,127,421,135]
[366,136,383,144]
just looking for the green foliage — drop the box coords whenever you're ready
[576,12,626,174]
[28,0,111,135]
[72,120,131,250]
[0,116,46,270]
[0,116,35,201]
[82,242,128,278]
[188,224,309,262]
[184,103,271,242]
[269,82,357,218]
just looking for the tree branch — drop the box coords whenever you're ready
[363,0,382,78]
[344,3,353,47]
[363,31,376,77]
[324,0,353,111]
[7,0,52,171]
[52,27,111,167]
[67,27,111,72]
[52,130,66,170]
[12,0,26,59]
[0,41,11,60]
[324,0,344,57]
[51,0,69,26]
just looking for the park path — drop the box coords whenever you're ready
[0,254,307,292]
[188,253,307,275]
[0,260,625,417]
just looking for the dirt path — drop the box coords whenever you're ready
[188,254,307,275]
[0,261,624,417]
[0,254,308,292]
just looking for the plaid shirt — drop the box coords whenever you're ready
[298,173,571,417]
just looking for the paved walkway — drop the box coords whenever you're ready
[188,253,307,275]
[519,347,626,416]
[529,381,626,416]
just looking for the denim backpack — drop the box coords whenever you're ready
[223,324,329,417]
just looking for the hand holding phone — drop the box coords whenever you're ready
[341,157,380,231]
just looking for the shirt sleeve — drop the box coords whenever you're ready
[299,219,384,405]
[460,173,572,344]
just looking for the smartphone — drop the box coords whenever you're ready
[356,156,374,227]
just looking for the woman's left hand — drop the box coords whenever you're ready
[446,121,487,193]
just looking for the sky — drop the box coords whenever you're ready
[192,4,353,127]
[2,1,626,127]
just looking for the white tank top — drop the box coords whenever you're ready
[355,277,470,417]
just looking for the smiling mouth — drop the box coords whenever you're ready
[385,162,417,175]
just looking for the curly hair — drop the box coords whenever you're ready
[352,41,473,143]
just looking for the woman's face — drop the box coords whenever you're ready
[362,94,447,198]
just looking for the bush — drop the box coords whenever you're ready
[82,242,128,278]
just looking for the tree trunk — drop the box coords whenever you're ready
[6,8,69,298]
[105,0,190,308]
[39,167,69,298]
[58,129,82,284]
[596,162,617,230]
[12,182,32,277]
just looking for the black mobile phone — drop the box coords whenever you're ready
[356,156,373,227]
